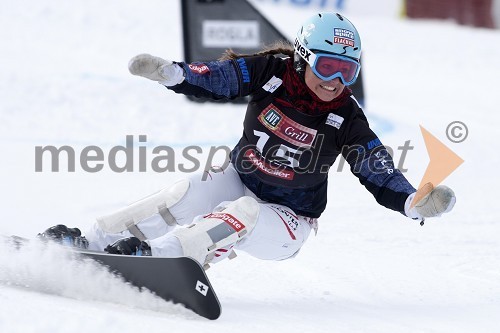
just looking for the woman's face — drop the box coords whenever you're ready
[304,65,345,102]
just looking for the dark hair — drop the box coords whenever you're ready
[218,40,306,79]
[218,40,294,61]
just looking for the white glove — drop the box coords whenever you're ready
[405,183,456,220]
[128,53,185,86]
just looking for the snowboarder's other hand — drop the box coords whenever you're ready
[105,237,152,256]
[128,54,184,86]
[405,183,456,220]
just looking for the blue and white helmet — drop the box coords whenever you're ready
[296,12,361,60]
[293,12,362,85]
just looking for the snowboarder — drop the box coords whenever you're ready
[40,12,455,268]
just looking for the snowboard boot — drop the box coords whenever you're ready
[38,224,89,249]
[104,237,152,256]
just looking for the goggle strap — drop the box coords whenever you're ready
[293,38,317,66]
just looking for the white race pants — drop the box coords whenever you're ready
[85,165,316,263]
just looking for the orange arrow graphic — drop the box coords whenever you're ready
[418,125,464,189]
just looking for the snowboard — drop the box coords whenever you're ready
[4,235,222,320]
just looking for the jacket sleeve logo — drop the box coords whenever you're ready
[236,58,251,83]
[188,63,210,74]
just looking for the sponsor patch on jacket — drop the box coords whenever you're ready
[258,104,317,148]
[262,76,283,93]
[244,149,295,180]
[326,113,344,129]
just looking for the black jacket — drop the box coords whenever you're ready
[168,55,415,217]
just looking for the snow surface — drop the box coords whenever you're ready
[1,0,500,332]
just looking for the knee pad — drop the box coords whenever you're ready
[96,179,190,237]
[172,196,259,267]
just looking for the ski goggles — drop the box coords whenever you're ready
[294,38,361,86]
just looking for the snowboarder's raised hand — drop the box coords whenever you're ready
[128,54,184,86]
[405,183,456,220]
